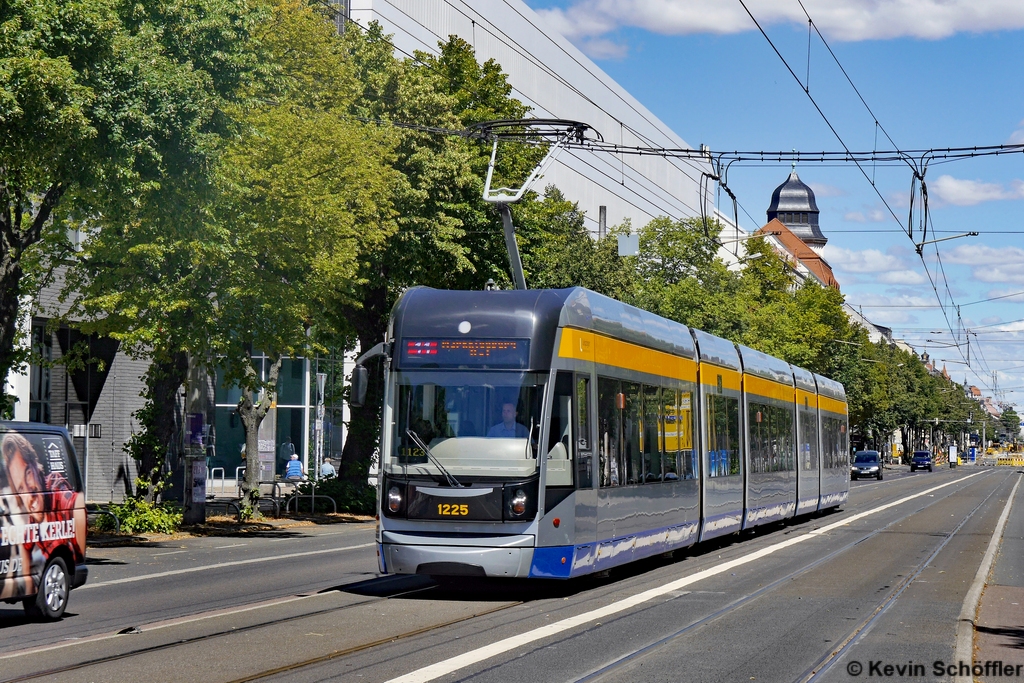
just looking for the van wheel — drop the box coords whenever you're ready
[24,557,69,621]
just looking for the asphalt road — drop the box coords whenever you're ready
[1,465,1021,683]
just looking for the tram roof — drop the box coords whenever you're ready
[791,364,817,393]
[736,344,794,386]
[390,287,698,368]
[560,288,695,359]
[814,373,847,401]
[691,329,741,371]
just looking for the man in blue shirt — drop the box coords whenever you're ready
[487,402,529,438]
[284,454,305,481]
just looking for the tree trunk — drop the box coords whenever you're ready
[0,257,24,418]
[237,355,282,519]
[339,283,389,483]
[0,180,66,417]
[134,352,190,501]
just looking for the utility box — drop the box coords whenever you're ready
[184,453,207,524]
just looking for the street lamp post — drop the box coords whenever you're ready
[312,372,326,514]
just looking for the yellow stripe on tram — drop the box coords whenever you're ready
[699,363,742,392]
[743,375,794,403]
[558,328,698,382]
[796,388,818,409]
[818,395,848,415]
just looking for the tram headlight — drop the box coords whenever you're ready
[510,489,528,517]
[387,485,403,513]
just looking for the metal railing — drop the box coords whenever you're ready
[208,467,227,493]
[88,508,121,534]
[284,494,337,514]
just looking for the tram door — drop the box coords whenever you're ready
[545,372,596,543]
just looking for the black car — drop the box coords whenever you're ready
[851,450,883,480]
[910,450,933,472]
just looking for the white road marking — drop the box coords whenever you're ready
[151,550,188,557]
[79,543,375,590]
[385,471,989,683]
[0,593,325,660]
[214,543,248,549]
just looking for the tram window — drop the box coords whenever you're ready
[623,382,643,485]
[662,389,679,481]
[707,395,740,477]
[546,372,574,487]
[799,409,818,470]
[575,376,590,450]
[575,374,593,489]
[597,377,621,487]
[775,405,794,471]
[748,401,767,474]
[678,388,697,480]
[643,385,662,482]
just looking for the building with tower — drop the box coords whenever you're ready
[765,169,827,252]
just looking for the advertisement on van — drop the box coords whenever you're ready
[0,427,87,617]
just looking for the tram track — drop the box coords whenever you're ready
[566,469,1006,683]
[0,579,514,683]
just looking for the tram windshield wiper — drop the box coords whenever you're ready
[405,429,463,488]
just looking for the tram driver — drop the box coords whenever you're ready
[487,402,530,438]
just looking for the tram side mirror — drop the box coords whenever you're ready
[351,365,369,408]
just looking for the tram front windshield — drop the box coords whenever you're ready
[390,371,544,480]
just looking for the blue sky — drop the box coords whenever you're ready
[524,0,1024,410]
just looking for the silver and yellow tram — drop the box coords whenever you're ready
[364,287,849,579]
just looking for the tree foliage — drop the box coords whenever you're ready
[0,0,262,415]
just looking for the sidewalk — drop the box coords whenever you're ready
[973,472,1024,679]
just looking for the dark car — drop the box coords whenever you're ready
[851,450,883,480]
[910,450,933,472]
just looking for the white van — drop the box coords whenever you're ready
[0,423,88,620]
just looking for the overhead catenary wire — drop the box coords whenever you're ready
[342,5,1017,396]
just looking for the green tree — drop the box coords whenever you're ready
[0,0,262,417]
[66,0,398,514]
[213,1,399,516]
[334,26,543,484]
[1000,406,1020,443]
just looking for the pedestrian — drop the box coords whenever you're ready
[320,459,336,478]
[284,454,305,482]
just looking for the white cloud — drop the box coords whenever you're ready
[577,38,629,59]
[535,1,1024,44]
[808,183,845,198]
[875,270,927,285]
[865,309,917,325]
[844,211,866,223]
[944,244,1024,265]
[972,266,1024,285]
[1009,120,1024,145]
[982,288,1024,302]
[931,174,1024,206]
[849,292,935,308]
[981,316,1002,325]
[820,245,906,273]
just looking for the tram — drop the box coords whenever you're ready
[357,287,849,579]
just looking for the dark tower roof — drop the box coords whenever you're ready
[766,171,826,248]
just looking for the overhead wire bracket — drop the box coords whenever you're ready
[469,119,601,290]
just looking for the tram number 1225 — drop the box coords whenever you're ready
[437,503,469,516]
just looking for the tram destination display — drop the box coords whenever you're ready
[401,338,530,368]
